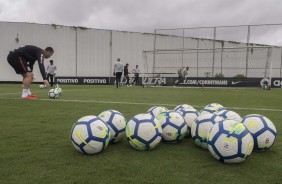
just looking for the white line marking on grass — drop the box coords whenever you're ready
[151,86,259,90]
[0,92,21,95]
[0,96,282,112]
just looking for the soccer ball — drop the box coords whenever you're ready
[217,110,242,122]
[98,110,127,143]
[55,87,63,95]
[174,104,195,112]
[71,115,110,154]
[48,89,60,99]
[146,106,168,117]
[39,84,46,88]
[208,119,254,163]
[156,111,187,143]
[206,103,225,111]
[191,113,223,149]
[241,114,277,151]
[200,103,225,115]
[126,114,162,150]
[178,108,199,137]
[262,84,271,90]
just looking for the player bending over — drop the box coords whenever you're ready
[175,66,189,86]
[7,45,54,100]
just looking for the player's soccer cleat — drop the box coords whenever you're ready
[30,93,38,98]
[22,95,38,100]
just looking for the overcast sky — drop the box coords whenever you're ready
[0,0,282,45]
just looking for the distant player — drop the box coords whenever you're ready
[175,66,189,85]
[113,58,124,88]
[124,63,131,86]
[7,45,54,99]
[132,65,140,86]
[46,60,57,87]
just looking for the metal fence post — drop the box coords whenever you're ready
[245,25,250,77]
[212,27,216,77]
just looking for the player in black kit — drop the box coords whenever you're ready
[124,63,131,86]
[7,45,54,100]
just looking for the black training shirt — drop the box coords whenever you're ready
[13,45,47,80]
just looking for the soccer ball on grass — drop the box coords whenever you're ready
[98,110,126,143]
[126,114,162,150]
[191,113,223,149]
[156,111,187,143]
[241,114,277,151]
[71,115,111,154]
[208,119,254,163]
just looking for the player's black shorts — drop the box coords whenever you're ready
[7,52,33,74]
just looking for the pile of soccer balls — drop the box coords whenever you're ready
[70,103,277,164]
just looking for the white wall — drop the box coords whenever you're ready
[0,22,76,81]
[0,22,281,81]
[76,29,111,76]
[112,31,154,74]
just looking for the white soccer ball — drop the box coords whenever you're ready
[174,104,195,112]
[146,106,168,117]
[178,108,199,137]
[48,89,60,99]
[71,115,111,154]
[126,114,162,150]
[191,113,223,149]
[39,84,46,88]
[98,110,127,143]
[55,87,63,95]
[200,103,225,115]
[157,111,187,143]
[206,103,225,110]
[241,114,277,151]
[208,119,254,163]
[217,110,242,122]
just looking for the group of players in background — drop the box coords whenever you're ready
[113,58,140,88]
[113,58,190,88]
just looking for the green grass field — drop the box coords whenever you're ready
[0,84,281,184]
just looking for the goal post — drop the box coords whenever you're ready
[142,46,273,87]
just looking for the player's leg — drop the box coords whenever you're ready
[50,74,54,87]
[175,75,180,85]
[133,75,137,85]
[22,72,32,92]
[117,72,122,87]
[22,72,39,99]
[47,73,50,84]
[136,75,139,86]
[7,52,37,99]
[179,76,184,84]
[125,75,129,86]
[116,74,118,88]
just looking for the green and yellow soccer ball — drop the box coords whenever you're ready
[146,106,168,118]
[126,114,162,150]
[191,113,223,149]
[208,119,254,163]
[48,89,60,99]
[242,114,277,151]
[98,110,126,143]
[71,115,110,154]
[54,87,63,95]
[157,111,187,143]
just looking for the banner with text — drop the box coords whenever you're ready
[54,77,282,88]
[55,77,109,85]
